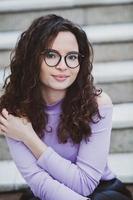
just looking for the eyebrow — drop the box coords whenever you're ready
[47,48,80,54]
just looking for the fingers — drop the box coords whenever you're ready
[0,114,8,126]
[0,110,7,126]
[2,108,9,120]
[0,108,8,134]
[0,123,7,134]
[22,118,29,125]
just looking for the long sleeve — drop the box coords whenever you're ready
[37,105,114,196]
[6,138,88,200]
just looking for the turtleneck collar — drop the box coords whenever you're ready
[45,98,63,114]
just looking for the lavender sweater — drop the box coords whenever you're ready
[6,100,115,200]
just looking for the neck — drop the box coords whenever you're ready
[41,87,66,105]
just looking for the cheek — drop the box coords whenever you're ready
[40,67,45,81]
[40,64,50,81]
[71,68,80,80]
[40,71,49,86]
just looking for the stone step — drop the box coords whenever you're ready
[94,61,133,83]
[1,23,133,49]
[0,0,133,31]
[93,41,133,62]
[108,153,133,183]
[0,23,133,68]
[1,0,133,12]
[0,103,133,160]
[112,103,133,129]
[0,152,132,192]
[84,23,133,43]
[0,67,10,89]
[0,160,27,192]
[93,60,133,103]
[110,103,133,153]
[0,60,133,104]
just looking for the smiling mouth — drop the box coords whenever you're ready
[52,75,69,81]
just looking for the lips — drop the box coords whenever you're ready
[52,75,69,81]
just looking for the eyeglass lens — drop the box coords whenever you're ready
[43,49,82,68]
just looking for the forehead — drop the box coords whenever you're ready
[50,31,79,53]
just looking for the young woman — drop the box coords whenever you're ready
[0,14,132,200]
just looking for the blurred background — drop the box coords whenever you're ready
[0,0,133,199]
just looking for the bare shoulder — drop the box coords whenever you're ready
[96,91,112,107]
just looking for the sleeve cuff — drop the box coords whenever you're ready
[37,146,55,169]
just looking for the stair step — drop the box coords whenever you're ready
[0,0,133,12]
[93,60,133,103]
[108,153,133,183]
[93,42,133,62]
[94,60,133,83]
[0,23,133,49]
[110,128,133,153]
[0,160,27,192]
[0,1,133,31]
[84,23,133,43]
[0,135,11,160]
[0,31,21,49]
[0,67,10,89]
[111,103,133,153]
[113,103,133,129]
[0,152,132,192]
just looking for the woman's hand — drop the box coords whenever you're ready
[0,108,36,143]
[0,108,47,158]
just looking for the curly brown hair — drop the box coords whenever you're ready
[0,14,101,144]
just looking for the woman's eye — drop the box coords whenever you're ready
[46,52,57,59]
[68,54,78,60]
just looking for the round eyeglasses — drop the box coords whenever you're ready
[41,49,84,69]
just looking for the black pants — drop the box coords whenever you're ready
[87,178,132,200]
[20,178,132,200]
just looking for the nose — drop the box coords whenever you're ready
[56,57,67,71]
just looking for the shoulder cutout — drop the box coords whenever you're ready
[97,92,112,107]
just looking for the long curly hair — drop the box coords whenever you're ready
[0,14,101,144]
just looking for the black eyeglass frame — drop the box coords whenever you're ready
[41,49,85,69]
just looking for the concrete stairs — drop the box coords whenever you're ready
[0,0,133,31]
[0,0,133,195]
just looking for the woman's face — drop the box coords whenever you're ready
[40,31,80,94]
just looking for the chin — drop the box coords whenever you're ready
[51,83,72,90]
[52,86,68,91]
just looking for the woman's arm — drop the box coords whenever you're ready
[36,104,114,196]
[0,110,87,200]
[6,138,87,200]
[0,108,47,159]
